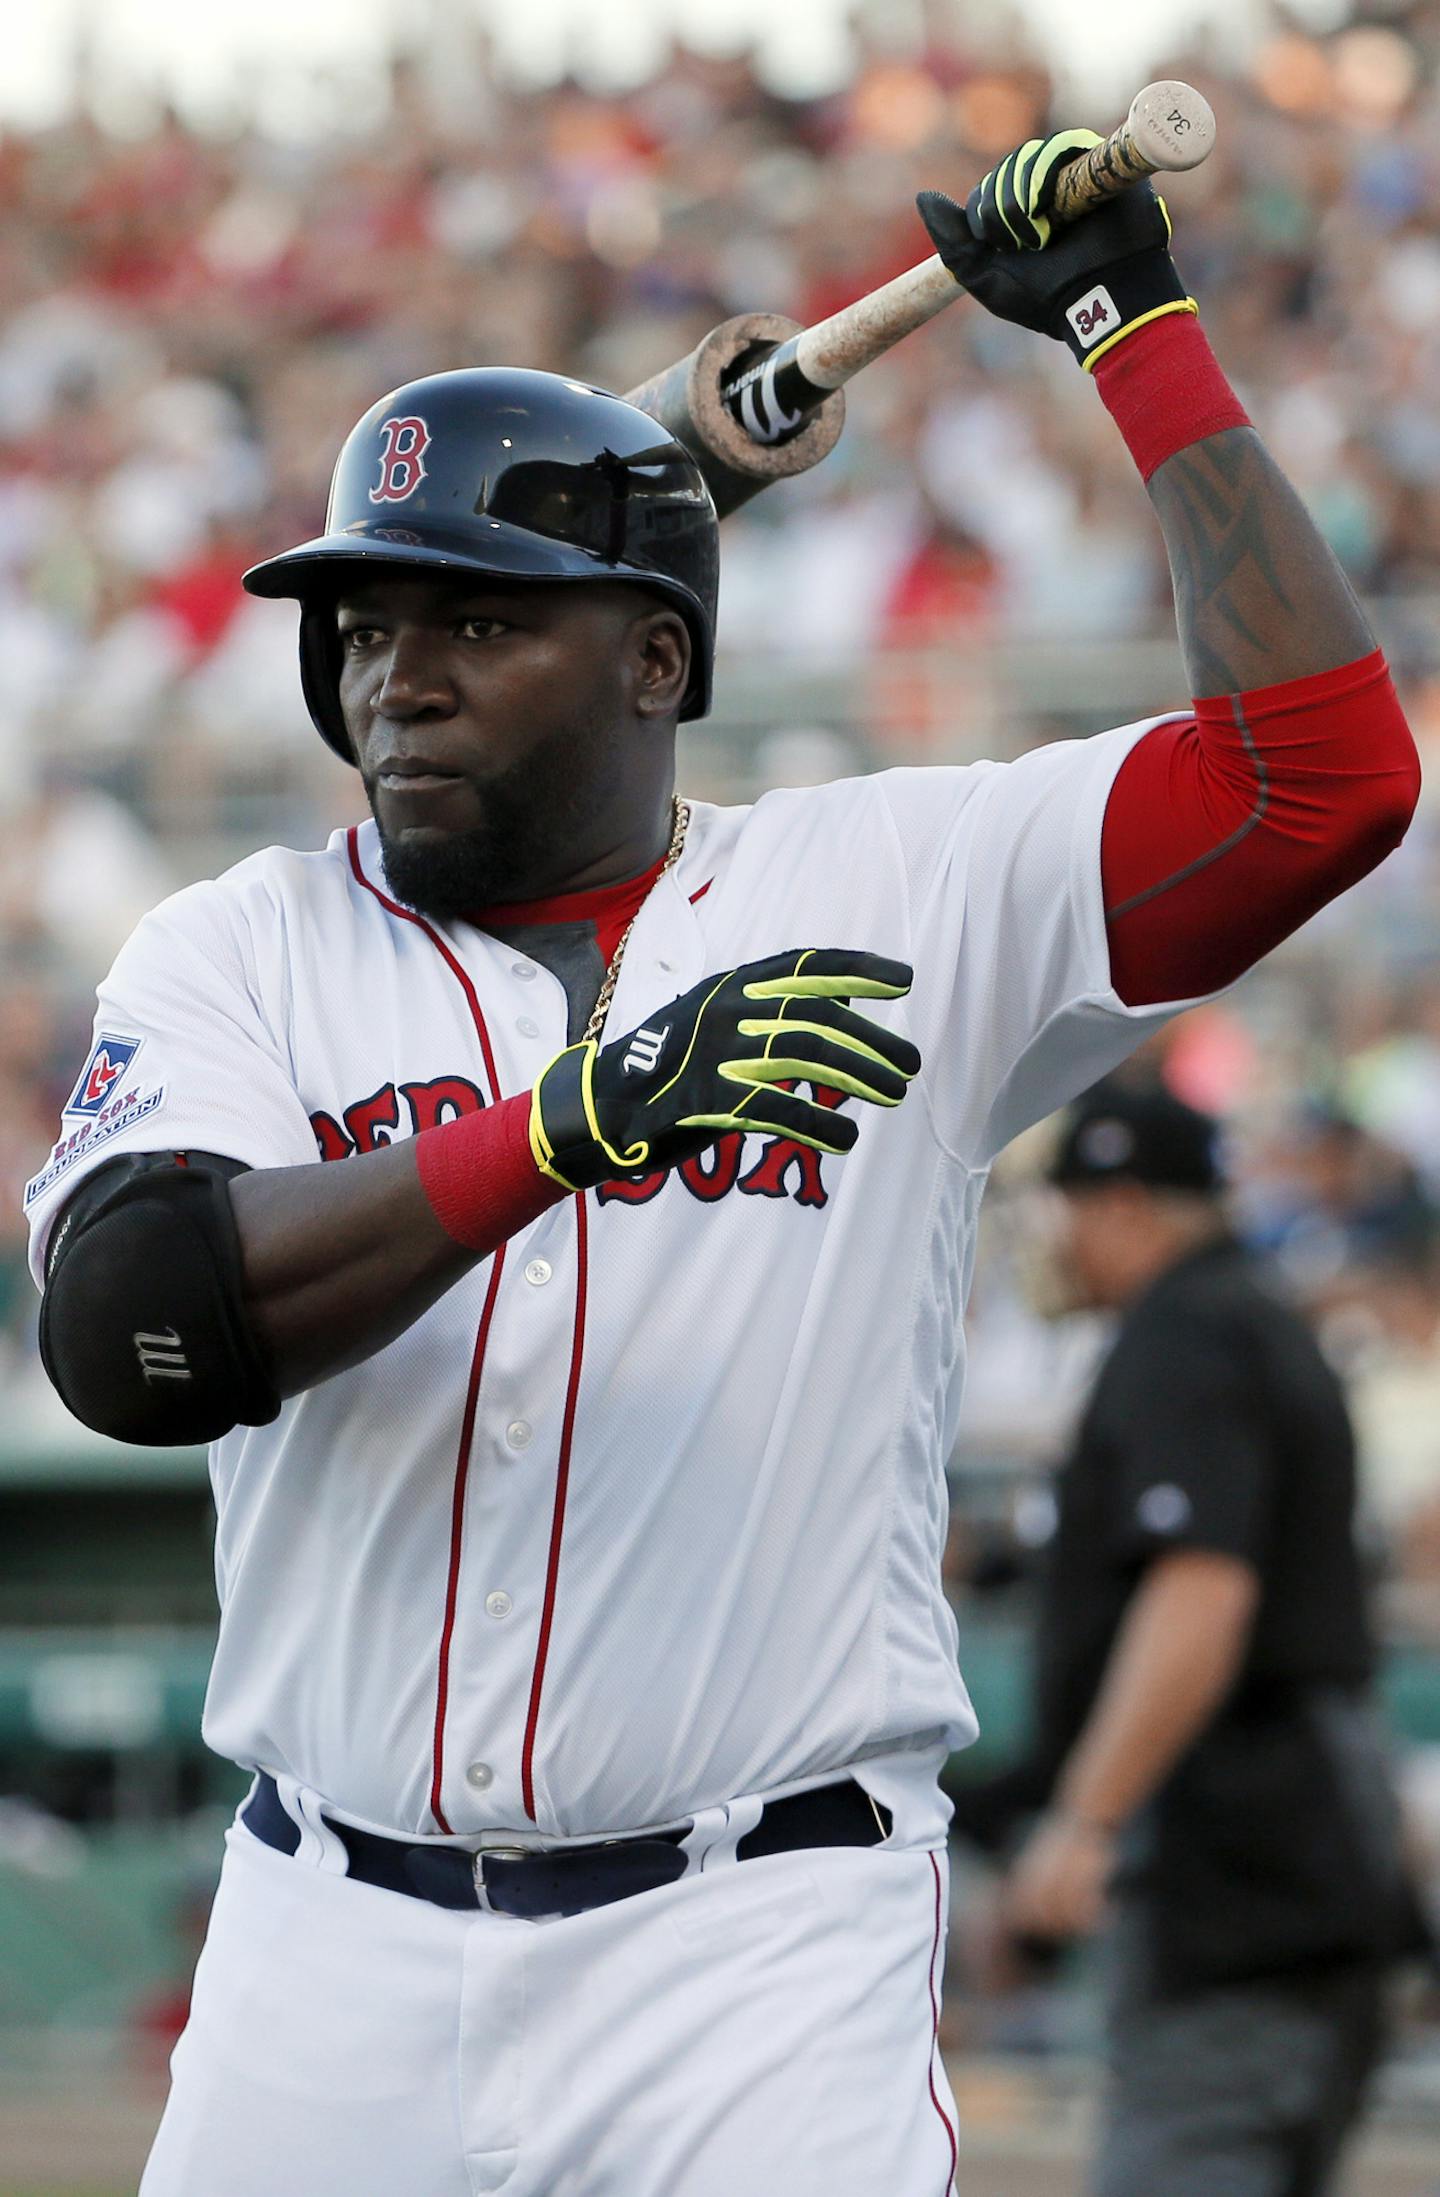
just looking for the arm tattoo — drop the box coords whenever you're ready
[1147,428,1374,697]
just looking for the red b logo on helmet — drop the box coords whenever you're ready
[370,415,431,504]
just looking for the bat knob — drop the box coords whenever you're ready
[1126,80,1217,173]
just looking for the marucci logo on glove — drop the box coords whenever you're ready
[1067,286,1118,348]
[621,1025,671,1076]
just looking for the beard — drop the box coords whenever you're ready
[367,709,622,921]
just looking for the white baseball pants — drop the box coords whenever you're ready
[139,1818,959,2196]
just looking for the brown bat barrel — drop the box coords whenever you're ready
[624,312,845,521]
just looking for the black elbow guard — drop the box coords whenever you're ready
[39,1152,281,1446]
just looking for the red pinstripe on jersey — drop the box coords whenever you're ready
[431,1258,507,1828]
[926,1850,958,2192]
[345,826,510,1834]
[520,1187,589,1822]
[346,829,504,1097]
[454,845,695,1817]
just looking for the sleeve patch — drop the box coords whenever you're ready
[64,1033,144,1118]
[25,1084,168,1207]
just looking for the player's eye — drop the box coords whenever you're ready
[339,624,384,651]
[458,616,510,640]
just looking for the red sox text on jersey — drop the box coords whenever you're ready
[311,1078,846,1211]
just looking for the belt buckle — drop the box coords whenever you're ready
[472,1830,663,1909]
[473,1843,535,1910]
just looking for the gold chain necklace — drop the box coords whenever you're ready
[582,797,690,1045]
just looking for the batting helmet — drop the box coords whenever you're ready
[243,367,720,761]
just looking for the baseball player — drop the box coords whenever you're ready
[25,134,1418,2195]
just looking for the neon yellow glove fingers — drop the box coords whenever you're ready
[1029,127,1102,207]
[992,147,1031,249]
[720,1056,907,1108]
[742,951,913,1004]
[733,948,912,1000]
[677,1105,858,1157]
[1005,139,1051,248]
[735,1007,921,1080]
[735,1015,901,1071]
[742,975,912,1002]
[1026,126,1104,249]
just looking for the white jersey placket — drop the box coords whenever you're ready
[495,841,715,1836]
[344,828,572,1834]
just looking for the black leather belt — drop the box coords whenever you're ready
[241,1772,890,1919]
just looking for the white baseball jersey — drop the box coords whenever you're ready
[26,720,1196,1846]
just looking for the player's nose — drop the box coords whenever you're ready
[371,630,457,721]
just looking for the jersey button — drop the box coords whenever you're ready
[524,1259,552,1287]
[505,1420,532,1450]
[466,1762,494,1791]
[485,1591,513,1620]
[513,962,536,980]
[517,1016,539,1039]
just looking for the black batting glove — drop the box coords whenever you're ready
[918,128,1196,370]
[529,948,920,1192]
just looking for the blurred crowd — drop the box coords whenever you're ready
[5,0,1440,1642]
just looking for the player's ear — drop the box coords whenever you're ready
[632,606,690,721]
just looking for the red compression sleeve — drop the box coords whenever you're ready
[413,1090,568,1252]
[1102,651,1420,1008]
[1093,314,1251,480]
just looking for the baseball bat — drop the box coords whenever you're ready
[624,80,1216,518]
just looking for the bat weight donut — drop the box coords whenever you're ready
[626,313,845,520]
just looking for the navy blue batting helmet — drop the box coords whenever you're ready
[244,367,720,759]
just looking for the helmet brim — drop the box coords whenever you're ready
[244,520,644,599]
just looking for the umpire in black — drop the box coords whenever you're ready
[963,1080,1413,2197]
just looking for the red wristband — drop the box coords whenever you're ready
[1093,313,1251,483]
[413,1091,567,1253]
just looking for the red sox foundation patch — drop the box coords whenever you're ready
[26,1082,167,1207]
[64,1033,144,1118]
